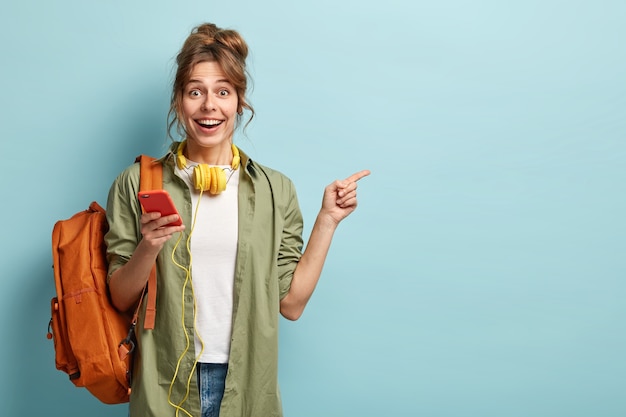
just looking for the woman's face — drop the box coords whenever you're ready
[181,61,239,150]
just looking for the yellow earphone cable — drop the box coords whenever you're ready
[166,189,207,417]
[166,230,193,417]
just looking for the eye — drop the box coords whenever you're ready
[218,88,230,97]
[188,89,202,97]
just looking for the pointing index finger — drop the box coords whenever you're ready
[345,170,371,183]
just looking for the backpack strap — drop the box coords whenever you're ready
[136,155,163,330]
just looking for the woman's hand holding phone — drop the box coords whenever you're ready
[137,190,185,251]
[138,190,183,226]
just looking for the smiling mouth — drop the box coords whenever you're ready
[197,119,223,128]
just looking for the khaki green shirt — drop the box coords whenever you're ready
[105,143,303,417]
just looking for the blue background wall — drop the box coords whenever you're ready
[1,1,625,416]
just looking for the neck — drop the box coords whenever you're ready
[184,140,233,166]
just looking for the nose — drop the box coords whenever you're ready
[202,95,215,111]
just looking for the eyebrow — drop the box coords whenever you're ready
[187,78,232,85]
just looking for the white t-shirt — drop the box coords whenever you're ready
[176,162,239,364]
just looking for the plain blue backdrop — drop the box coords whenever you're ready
[1,1,625,416]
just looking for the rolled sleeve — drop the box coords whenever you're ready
[276,178,304,299]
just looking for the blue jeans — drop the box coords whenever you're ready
[197,363,228,417]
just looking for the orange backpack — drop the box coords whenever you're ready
[47,155,161,404]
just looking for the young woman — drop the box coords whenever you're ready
[105,22,369,417]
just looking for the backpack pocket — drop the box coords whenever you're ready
[49,297,80,380]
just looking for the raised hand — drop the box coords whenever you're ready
[320,169,370,224]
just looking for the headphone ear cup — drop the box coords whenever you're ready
[193,164,208,191]
[181,141,239,194]
[192,164,228,195]
[215,169,227,194]
[209,166,218,194]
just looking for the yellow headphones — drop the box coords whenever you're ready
[176,140,241,194]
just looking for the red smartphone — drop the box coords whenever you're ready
[137,190,183,226]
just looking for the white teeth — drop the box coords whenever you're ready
[198,119,221,126]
